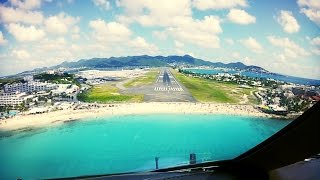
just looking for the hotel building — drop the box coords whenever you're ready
[4,81,58,93]
[0,92,34,106]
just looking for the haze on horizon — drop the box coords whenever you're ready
[0,0,319,79]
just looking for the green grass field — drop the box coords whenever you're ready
[124,70,159,88]
[77,84,143,103]
[173,70,258,104]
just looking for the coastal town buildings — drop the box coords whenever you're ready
[0,92,34,106]
[4,81,58,93]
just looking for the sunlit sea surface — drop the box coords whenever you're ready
[0,114,291,179]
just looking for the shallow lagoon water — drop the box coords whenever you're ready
[0,114,291,179]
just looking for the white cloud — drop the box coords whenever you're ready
[89,19,132,42]
[116,0,192,27]
[268,36,309,58]
[277,10,300,33]
[310,36,320,55]
[311,36,320,46]
[152,31,168,40]
[0,36,88,76]
[225,38,234,45]
[264,53,320,79]
[128,37,159,55]
[174,40,184,48]
[6,23,45,42]
[174,40,185,55]
[35,37,67,51]
[243,56,253,65]
[297,0,320,25]
[240,37,263,53]
[0,5,44,25]
[300,8,320,25]
[11,49,31,59]
[9,0,41,10]
[297,0,320,10]
[227,9,256,25]
[0,31,8,45]
[116,0,222,49]
[45,12,80,34]
[311,48,320,55]
[192,0,248,10]
[166,16,222,48]
[71,26,80,40]
[92,0,111,10]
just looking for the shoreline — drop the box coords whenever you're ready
[0,102,291,132]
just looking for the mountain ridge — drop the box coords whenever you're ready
[50,55,269,73]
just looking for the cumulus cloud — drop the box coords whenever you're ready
[35,37,67,51]
[298,0,320,9]
[0,31,8,45]
[116,0,222,49]
[128,37,159,55]
[11,49,31,59]
[152,31,168,40]
[300,8,320,25]
[268,36,309,59]
[297,0,320,25]
[6,23,45,42]
[71,26,81,40]
[166,16,222,49]
[277,10,300,33]
[311,48,320,55]
[88,19,160,55]
[243,56,253,65]
[192,0,248,10]
[89,19,132,42]
[45,12,80,34]
[116,0,192,27]
[240,37,263,53]
[265,54,320,79]
[92,0,111,10]
[0,5,44,25]
[9,0,41,10]
[174,40,184,48]
[311,36,320,46]
[225,38,234,45]
[227,9,256,25]
[310,36,320,55]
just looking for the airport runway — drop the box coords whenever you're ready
[124,68,195,102]
[153,69,184,92]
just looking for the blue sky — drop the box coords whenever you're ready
[0,0,319,79]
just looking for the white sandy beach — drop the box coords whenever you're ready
[0,102,274,131]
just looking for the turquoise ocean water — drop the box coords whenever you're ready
[0,114,290,179]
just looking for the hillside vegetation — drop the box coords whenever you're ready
[34,73,80,86]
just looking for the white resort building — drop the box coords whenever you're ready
[4,81,58,93]
[0,92,34,106]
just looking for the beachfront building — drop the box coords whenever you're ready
[0,92,34,106]
[4,81,58,93]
